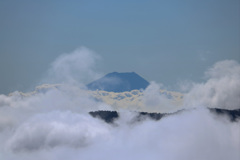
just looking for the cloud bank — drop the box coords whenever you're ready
[1,108,239,160]
[0,47,239,160]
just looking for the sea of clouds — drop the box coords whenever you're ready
[0,47,239,160]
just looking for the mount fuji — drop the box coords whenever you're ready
[87,72,150,92]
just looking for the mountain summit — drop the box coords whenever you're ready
[87,72,150,92]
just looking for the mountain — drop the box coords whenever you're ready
[87,72,150,92]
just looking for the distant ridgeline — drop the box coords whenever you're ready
[89,109,240,124]
[87,72,150,92]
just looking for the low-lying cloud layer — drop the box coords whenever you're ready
[0,47,239,160]
[1,108,239,160]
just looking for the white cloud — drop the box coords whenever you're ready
[184,60,240,109]
[0,47,239,160]
[46,47,102,85]
[1,108,239,160]
[7,111,111,152]
[142,82,175,113]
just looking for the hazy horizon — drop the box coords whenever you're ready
[1,0,239,94]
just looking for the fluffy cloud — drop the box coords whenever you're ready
[0,47,239,160]
[184,60,240,109]
[7,111,110,152]
[1,109,239,160]
[142,82,177,113]
[46,47,102,85]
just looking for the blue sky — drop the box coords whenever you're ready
[0,0,239,93]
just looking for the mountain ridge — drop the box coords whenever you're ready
[87,72,150,92]
[89,108,240,123]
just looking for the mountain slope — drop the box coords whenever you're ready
[87,72,150,92]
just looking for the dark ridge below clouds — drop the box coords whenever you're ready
[89,108,240,124]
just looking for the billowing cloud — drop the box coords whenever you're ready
[7,111,110,152]
[184,60,240,110]
[46,47,102,85]
[142,82,177,113]
[0,47,239,160]
[1,108,239,160]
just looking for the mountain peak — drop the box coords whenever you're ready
[87,72,149,92]
[106,72,137,76]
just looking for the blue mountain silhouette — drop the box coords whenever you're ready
[87,72,150,92]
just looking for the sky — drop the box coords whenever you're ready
[0,0,240,94]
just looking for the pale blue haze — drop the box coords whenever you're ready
[0,0,239,93]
